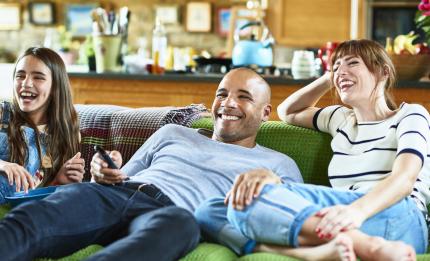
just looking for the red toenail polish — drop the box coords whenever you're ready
[315,228,321,233]
[326,233,332,239]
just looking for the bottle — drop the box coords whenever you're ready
[152,16,167,74]
[137,36,150,59]
[165,46,174,71]
[385,37,394,55]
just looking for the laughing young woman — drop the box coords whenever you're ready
[235,39,427,259]
[197,40,427,260]
[0,47,84,204]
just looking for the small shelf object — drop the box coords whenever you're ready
[29,2,56,26]
[0,3,21,30]
[66,4,97,36]
[186,2,211,32]
[216,7,231,37]
[155,5,179,24]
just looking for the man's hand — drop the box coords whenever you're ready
[90,150,127,184]
[225,169,282,210]
[53,152,85,185]
[0,161,35,193]
[315,204,366,239]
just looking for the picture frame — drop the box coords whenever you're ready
[155,5,180,24]
[28,2,56,26]
[186,2,211,33]
[216,8,231,37]
[0,3,21,30]
[65,4,97,36]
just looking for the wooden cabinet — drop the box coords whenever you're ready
[266,0,366,47]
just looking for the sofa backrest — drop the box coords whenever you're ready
[76,104,332,186]
[76,104,206,180]
[191,118,333,186]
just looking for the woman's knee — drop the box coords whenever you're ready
[226,184,276,226]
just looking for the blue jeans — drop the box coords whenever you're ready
[196,183,428,255]
[195,197,250,255]
[0,173,15,205]
[0,182,200,261]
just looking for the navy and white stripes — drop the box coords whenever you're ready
[314,103,430,213]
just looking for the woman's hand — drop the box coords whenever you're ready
[225,169,282,210]
[315,204,366,239]
[90,150,127,184]
[0,161,35,193]
[53,152,85,185]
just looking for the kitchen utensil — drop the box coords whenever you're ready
[232,21,274,67]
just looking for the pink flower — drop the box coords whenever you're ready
[419,3,430,11]
[417,0,430,43]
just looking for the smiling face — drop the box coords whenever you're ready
[13,55,53,124]
[211,68,271,147]
[329,39,398,112]
[332,55,381,107]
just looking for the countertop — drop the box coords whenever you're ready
[68,71,430,88]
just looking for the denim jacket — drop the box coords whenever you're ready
[0,101,47,177]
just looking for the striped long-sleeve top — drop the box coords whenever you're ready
[313,102,430,213]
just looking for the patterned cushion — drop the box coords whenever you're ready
[76,104,207,180]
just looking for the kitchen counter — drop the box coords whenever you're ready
[69,71,430,88]
[68,72,430,120]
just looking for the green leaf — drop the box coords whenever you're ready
[416,12,425,22]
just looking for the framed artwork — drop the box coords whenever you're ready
[29,2,56,25]
[0,3,21,30]
[65,4,97,36]
[186,2,211,32]
[216,8,230,37]
[155,5,179,24]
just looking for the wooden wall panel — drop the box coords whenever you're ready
[267,0,366,48]
[71,76,430,120]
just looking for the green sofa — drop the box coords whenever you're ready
[0,106,428,260]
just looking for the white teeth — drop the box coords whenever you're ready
[21,92,36,97]
[221,115,240,120]
[339,80,354,87]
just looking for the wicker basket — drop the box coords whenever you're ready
[389,54,430,81]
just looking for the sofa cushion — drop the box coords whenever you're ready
[76,104,207,180]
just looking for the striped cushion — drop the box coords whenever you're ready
[76,104,207,180]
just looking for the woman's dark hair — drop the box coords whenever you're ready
[9,47,80,186]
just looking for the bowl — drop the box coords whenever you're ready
[389,54,430,81]
[5,186,58,207]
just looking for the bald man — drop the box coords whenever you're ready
[0,68,302,261]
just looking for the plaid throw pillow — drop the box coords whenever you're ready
[76,104,207,180]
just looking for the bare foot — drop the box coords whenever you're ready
[333,233,356,261]
[368,237,416,261]
[255,233,356,261]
